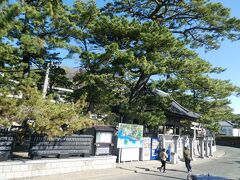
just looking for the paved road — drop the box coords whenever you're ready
[19,146,240,180]
[90,146,240,180]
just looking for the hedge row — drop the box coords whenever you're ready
[216,136,240,140]
[215,136,240,148]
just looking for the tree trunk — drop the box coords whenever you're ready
[129,72,151,102]
[86,100,94,116]
[22,55,31,78]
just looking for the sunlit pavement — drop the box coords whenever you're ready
[17,146,240,180]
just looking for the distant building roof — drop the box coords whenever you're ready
[219,121,234,127]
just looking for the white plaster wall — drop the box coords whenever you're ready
[232,128,240,136]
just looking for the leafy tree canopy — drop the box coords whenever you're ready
[71,0,239,131]
[0,86,94,137]
[103,0,240,50]
[0,0,239,135]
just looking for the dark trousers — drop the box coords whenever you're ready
[160,160,166,172]
[185,159,192,172]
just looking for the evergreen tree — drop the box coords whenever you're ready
[0,0,80,85]
[103,0,240,50]
[0,0,89,136]
[1,0,239,134]
[71,1,239,131]
[0,86,94,137]
[97,0,240,130]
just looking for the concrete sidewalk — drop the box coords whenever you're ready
[116,146,227,172]
[16,147,227,180]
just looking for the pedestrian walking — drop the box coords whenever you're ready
[183,146,192,173]
[159,148,168,173]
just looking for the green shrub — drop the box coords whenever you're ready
[0,87,94,137]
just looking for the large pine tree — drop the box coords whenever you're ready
[0,0,91,136]
[71,0,239,130]
[1,0,239,134]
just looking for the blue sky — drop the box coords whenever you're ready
[196,0,240,114]
[62,0,240,114]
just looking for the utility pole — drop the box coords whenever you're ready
[42,62,51,99]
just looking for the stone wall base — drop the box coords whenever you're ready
[0,156,117,179]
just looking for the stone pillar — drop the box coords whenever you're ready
[162,136,166,149]
[158,134,166,149]
[179,137,183,160]
[179,127,182,136]
[198,137,204,158]
[163,125,166,134]
[208,137,213,157]
[204,137,209,158]
[173,136,179,153]
[173,135,180,163]
[173,126,177,134]
[193,128,196,139]
[181,136,189,161]
[182,136,189,148]
[189,138,195,161]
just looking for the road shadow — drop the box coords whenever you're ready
[117,167,137,172]
[223,162,234,165]
[165,168,187,173]
[136,171,186,180]
[152,166,187,173]
[135,166,149,170]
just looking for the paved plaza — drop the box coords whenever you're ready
[16,146,239,180]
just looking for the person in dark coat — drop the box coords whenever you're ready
[183,146,192,173]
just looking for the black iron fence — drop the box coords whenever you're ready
[0,129,14,161]
[0,126,94,161]
[29,135,94,159]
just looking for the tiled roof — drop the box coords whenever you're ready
[169,101,201,120]
[153,89,200,120]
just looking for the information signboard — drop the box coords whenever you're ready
[117,123,143,148]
